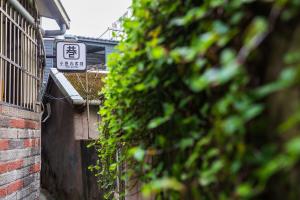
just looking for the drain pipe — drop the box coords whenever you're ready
[8,0,67,37]
[8,0,35,25]
[44,23,67,37]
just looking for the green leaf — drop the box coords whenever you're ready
[147,117,169,129]
[129,147,145,162]
[285,137,300,156]
[221,49,236,65]
[142,177,185,197]
[279,111,300,132]
[179,138,194,150]
[284,51,300,64]
[109,163,117,172]
[199,160,224,186]
[223,116,244,135]
[236,183,253,198]
[243,104,264,121]
[244,17,268,49]
[148,103,174,129]
[150,46,166,59]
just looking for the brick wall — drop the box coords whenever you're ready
[0,105,41,200]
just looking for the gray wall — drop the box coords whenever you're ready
[41,81,103,200]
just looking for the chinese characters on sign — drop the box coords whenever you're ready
[64,44,79,59]
[57,42,86,71]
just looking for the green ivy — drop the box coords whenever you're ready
[90,0,300,199]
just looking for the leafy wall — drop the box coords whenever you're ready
[91,0,300,199]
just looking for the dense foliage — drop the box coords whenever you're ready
[91,0,300,199]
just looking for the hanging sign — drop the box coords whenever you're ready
[56,42,86,71]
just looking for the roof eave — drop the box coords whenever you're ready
[47,68,102,106]
[49,68,84,105]
[52,0,70,29]
[37,0,70,29]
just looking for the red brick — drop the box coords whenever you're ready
[7,180,23,194]
[24,139,40,148]
[30,163,40,173]
[0,139,9,150]
[0,163,8,174]
[0,160,23,174]
[9,119,39,129]
[0,187,7,198]
[7,160,23,171]
[24,139,31,148]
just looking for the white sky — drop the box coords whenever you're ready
[42,0,131,38]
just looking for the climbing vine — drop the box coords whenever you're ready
[91,0,300,199]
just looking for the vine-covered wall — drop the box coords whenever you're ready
[91,0,300,199]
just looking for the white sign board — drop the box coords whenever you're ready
[56,42,86,71]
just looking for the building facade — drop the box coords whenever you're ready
[0,0,69,199]
[41,37,117,200]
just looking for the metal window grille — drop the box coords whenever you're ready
[0,0,43,112]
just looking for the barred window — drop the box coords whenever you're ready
[0,0,43,112]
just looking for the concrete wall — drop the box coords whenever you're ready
[41,82,103,200]
[74,106,99,140]
[0,105,41,199]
